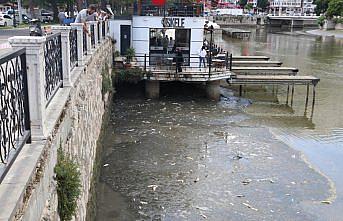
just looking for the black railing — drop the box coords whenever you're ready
[102,21,106,39]
[90,24,95,48]
[69,28,78,70]
[129,53,232,78]
[83,31,87,55]
[0,48,31,180]
[135,2,204,17]
[97,22,101,43]
[44,33,63,106]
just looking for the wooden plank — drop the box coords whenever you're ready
[232,61,282,67]
[230,75,320,85]
[232,66,298,75]
[232,56,270,61]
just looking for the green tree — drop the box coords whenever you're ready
[239,0,248,8]
[245,3,253,11]
[326,0,343,17]
[314,0,329,15]
[257,0,269,10]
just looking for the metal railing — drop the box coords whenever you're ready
[97,22,101,43]
[83,31,88,55]
[102,21,106,39]
[135,2,204,17]
[44,33,63,106]
[69,28,78,70]
[128,53,232,78]
[90,24,95,48]
[0,48,31,180]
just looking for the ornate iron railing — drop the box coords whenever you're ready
[44,33,63,106]
[90,24,95,48]
[97,22,101,43]
[69,28,78,70]
[0,48,31,180]
[83,31,88,55]
[102,21,106,39]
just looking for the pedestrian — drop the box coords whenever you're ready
[174,48,184,73]
[74,4,97,35]
[58,9,66,25]
[199,46,206,69]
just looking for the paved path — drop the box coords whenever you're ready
[0,28,28,55]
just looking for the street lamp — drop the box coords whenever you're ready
[208,25,214,77]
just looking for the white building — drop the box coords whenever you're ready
[269,0,302,15]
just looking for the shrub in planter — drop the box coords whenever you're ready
[116,68,149,84]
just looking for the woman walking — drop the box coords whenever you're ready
[199,46,207,70]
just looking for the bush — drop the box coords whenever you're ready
[317,15,326,26]
[116,68,148,83]
[326,0,343,18]
[54,148,81,221]
[333,17,343,23]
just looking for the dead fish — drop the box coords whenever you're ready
[103,164,109,167]
[242,179,252,185]
[321,200,332,204]
[200,214,207,219]
[186,156,194,160]
[242,202,258,211]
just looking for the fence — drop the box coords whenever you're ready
[130,52,232,78]
[44,33,63,106]
[2,20,109,181]
[0,48,31,181]
[70,28,78,70]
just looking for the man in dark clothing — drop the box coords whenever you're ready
[175,48,184,73]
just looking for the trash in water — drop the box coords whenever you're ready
[147,185,159,191]
[242,179,252,185]
[103,164,109,167]
[186,156,194,160]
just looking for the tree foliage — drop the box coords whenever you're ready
[257,0,269,10]
[326,0,343,17]
[239,0,248,8]
[314,0,329,15]
[244,3,253,11]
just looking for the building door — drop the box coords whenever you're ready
[120,25,131,55]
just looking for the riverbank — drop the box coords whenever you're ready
[95,83,335,220]
[306,29,343,38]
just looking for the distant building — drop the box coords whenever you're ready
[269,0,302,15]
[302,0,316,13]
[0,0,12,13]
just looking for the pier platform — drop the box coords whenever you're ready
[222,28,251,39]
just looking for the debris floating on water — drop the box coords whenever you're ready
[103,164,109,167]
[242,202,258,211]
[321,200,332,204]
[147,185,159,191]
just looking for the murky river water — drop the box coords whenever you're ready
[95,28,343,220]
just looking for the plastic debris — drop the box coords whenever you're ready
[242,202,258,211]
[321,200,332,204]
[103,164,109,167]
[147,185,159,191]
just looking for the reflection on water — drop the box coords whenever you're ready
[221,27,343,209]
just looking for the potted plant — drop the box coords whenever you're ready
[124,47,136,68]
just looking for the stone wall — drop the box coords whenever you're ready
[0,36,113,221]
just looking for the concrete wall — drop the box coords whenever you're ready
[0,35,113,221]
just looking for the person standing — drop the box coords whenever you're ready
[58,9,66,25]
[175,48,184,73]
[199,46,207,69]
[74,4,97,35]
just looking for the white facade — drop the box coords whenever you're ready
[110,16,205,68]
[270,0,302,15]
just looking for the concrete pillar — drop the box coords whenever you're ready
[145,80,160,99]
[51,26,72,86]
[71,23,85,65]
[206,80,220,101]
[9,36,47,138]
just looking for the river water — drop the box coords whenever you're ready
[95,28,343,220]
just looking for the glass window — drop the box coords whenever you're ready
[149,28,191,66]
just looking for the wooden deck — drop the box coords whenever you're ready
[144,67,233,82]
[231,67,299,75]
[232,60,282,67]
[230,75,320,85]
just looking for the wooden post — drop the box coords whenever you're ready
[311,85,316,119]
[286,84,290,105]
[290,84,295,107]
